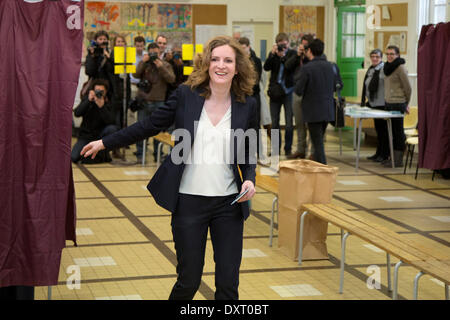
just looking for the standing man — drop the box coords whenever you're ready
[286,34,314,159]
[133,42,175,163]
[263,33,297,156]
[130,36,146,86]
[238,37,263,157]
[294,39,335,165]
[85,30,114,100]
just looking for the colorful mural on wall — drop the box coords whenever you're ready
[84,1,193,50]
[283,6,317,47]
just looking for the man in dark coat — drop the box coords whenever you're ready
[71,79,119,163]
[294,39,336,165]
[263,32,297,156]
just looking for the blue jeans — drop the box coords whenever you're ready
[71,124,119,163]
[135,101,165,159]
[270,93,293,154]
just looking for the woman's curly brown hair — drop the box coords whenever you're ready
[185,36,257,103]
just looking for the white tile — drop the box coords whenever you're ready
[270,284,322,297]
[123,170,150,176]
[363,244,384,253]
[242,249,267,258]
[99,256,117,266]
[430,278,445,287]
[337,180,367,186]
[378,196,413,202]
[73,256,117,267]
[76,228,94,236]
[431,216,450,223]
[95,295,142,300]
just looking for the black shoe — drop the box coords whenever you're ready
[367,153,379,161]
[374,156,387,163]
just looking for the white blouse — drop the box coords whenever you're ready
[178,106,238,196]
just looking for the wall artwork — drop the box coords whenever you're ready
[283,6,317,48]
[84,1,193,50]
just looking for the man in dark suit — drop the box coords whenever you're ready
[294,39,336,165]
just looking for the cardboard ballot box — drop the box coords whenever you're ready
[278,160,338,261]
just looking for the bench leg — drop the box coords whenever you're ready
[393,260,404,300]
[142,139,147,166]
[387,253,392,292]
[339,232,351,294]
[269,196,278,247]
[298,211,308,266]
[413,271,425,300]
[48,286,52,300]
[156,142,163,168]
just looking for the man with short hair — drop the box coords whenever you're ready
[71,79,119,163]
[133,42,175,162]
[85,30,114,100]
[294,39,336,165]
[155,34,168,60]
[263,32,297,156]
[130,36,146,85]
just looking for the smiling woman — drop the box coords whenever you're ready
[186,36,257,103]
[79,36,259,300]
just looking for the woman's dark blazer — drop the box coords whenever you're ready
[102,84,258,220]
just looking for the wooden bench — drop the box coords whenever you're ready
[299,203,450,300]
[142,132,174,167]
[255,171,279,247]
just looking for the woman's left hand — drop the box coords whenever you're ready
[238,180,256,203]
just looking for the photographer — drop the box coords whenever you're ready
[85,30,115,100]
[132,42,175,162]
[286,34,314,159]
[263,32,297,156]
[71,79,119,163]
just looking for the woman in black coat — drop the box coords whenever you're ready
[81,36,258,300]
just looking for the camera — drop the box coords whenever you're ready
[94,89,105,98]
[173,52,182,60]
[137,79,152,94]
[89,40,108,56]
[148,52,158,63]
[277,44,287,52]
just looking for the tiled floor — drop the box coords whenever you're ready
[35,128,450,300]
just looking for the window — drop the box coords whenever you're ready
[430,0,447,24]
[341,11,366,58]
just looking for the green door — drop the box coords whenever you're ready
[337,6,366,97]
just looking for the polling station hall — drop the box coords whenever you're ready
[0,0,449,304]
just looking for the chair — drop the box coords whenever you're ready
[404,106,418,137]
[404,136,419,179]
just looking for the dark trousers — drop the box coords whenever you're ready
[270,93,293,154]
[0,286,34,300]
[386,103,407,151]
[308,121,328,165]
[374,118,389,158]
[369,105,389,158]
[71,124,120,163]
[169,193,244,300]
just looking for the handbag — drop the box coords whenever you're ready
[267,82,286,102]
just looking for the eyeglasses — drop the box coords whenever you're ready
[157,42,167,45]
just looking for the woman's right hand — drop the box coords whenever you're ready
[81,140,105,159]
